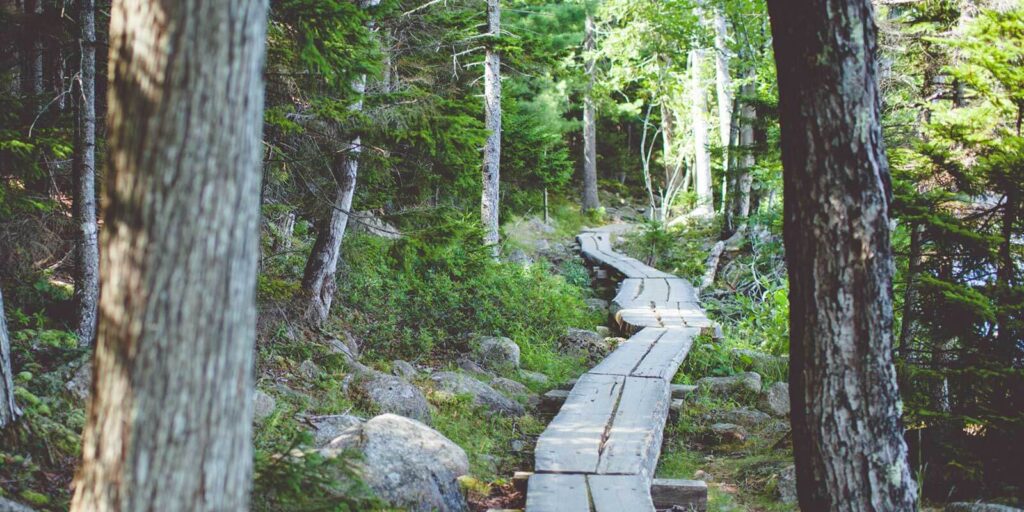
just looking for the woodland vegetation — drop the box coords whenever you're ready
[0,0,1020,510]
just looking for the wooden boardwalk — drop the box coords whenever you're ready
[525,227,710,512]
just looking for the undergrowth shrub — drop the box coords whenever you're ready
[336,211,597,380]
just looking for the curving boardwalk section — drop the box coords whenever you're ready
[525,227,711,512]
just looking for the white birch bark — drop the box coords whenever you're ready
[690,49,713,215]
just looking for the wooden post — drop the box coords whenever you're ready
[651,479,708,511]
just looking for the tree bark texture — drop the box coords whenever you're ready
[0,289,21,429]
[689,49,713,214]
[73,0,99,348]
[70,0,268,509]
[581,12,600,212]
[766,0,918,510]
[482,0,502,251]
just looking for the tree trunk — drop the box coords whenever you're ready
[897,222,923,357]
[73,0,99,348]
[689,49,713,215]
[728,75,755,227]
[299,0,379,327]
[69,0,267,509]
[299,146,359,326]
[713,7,732,213]
[581,12,600,212]
[661,103,681,195]
[0,288,21,429]
[766,1,917,510]
[482,0,502,253]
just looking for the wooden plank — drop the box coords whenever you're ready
[651,479,707,511]
[614,279,644,305]
[589,328,665,377]
[535,373,624,473]
[596,376,671,479]
[588,475,655,512]
[666,278,698,302]
[525,474,590,512]
[638,278,670,302]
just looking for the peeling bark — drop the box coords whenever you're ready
[766,0,917,509]
[70,0,268,509]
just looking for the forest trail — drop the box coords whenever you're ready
[525,226,712,512]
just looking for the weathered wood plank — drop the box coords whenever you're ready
[639,279,670,302]
[525,474,590,512]
[588,475,655,512]
[596,376,671,480]
[632,327,698,381]
[589,328,664,377]
[666,278,698,302]
[535,373,624,473]
[650,479,707,511]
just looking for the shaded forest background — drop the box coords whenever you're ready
[0,0,1021,509]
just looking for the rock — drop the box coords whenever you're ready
[325,333,360,360]
[708,423,747,443]
[533,238,551,252]
[457,356,494,378]
[560,328,602,349]
[693,469,713,482]
[714,407,772,428]
[946,504,1024,512]
[430,372,525,417]
[350,371,432,424]
[506,249,532,266]
[585,298,610,314]
[760,382,791,417]
[253,389,276,421]
[306,414,365,448]
[324,414,469,512]
[0,497,35,512]
[349,210,401,239]
[776,465,797,504]
[490,377,531,397]
[559,328,612,363]
[518,370,550,386]
[526,217,556,235]
[473,336,521,373]
[731,348,787,370]
[392,360,419,380]
[64,360,92,401]
[595,326,612,338]
[696,372,762,397]
[298,359,321,380]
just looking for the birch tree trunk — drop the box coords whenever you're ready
[713,7,732,213]
[581,12,600,212]
[766,0,918,509]
[482,0,502,252]
[0,289,21,429]
[689,49,713,215]
[72,0,99,348]
[70,0,267,509]
[726,75,755,230]
[299,0,379,327]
